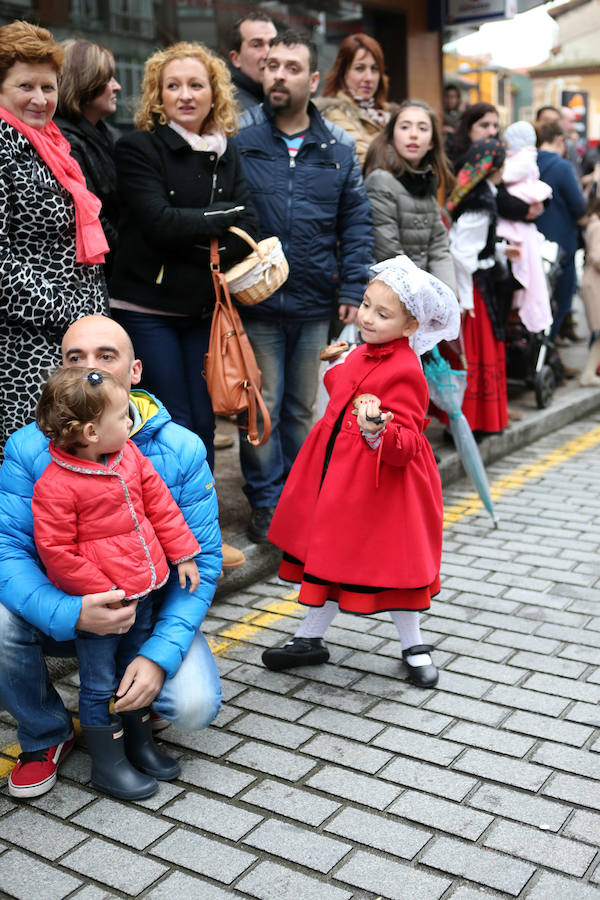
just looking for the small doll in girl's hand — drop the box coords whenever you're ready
[32,367,201,801]
[263,255,459,688]
[352,393,391,423]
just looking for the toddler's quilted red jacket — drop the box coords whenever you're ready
[32,439,199,600]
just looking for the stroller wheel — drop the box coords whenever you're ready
[534,364,555,409]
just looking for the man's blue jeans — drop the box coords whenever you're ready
[76,597,153,726]
[240,317,330,508]
[0,603,222,751]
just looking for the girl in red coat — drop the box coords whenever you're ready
[32,367,200,800]
[264,255,459,687]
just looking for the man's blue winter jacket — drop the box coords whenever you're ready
[536,150,586,254]
[0,391,221,679]
[232,100,373,321]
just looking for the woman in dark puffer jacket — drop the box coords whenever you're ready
[55,40,121,275]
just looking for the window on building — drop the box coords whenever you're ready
[71,0,102,29]
[114,59,144,126]
[498,76,505,107]
[109,0,154,37]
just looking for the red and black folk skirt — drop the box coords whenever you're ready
[279,553,440,615]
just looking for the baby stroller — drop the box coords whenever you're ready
[505,315,562,409]
[504,241,563,409]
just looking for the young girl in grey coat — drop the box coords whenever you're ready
[364,100,456,294]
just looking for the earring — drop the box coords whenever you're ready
[211,103,214,109]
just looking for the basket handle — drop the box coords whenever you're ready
[227,226,265,261]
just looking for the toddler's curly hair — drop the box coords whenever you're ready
[36,367,127,451]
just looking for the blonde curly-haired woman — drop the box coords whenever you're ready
[109,41,258,569]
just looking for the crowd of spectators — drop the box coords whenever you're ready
[0,13,597,801]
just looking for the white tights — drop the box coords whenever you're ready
[294,602,431,665]
[294,600,338,638]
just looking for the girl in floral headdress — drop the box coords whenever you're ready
[262,256,459,689]
[446,136,511,435]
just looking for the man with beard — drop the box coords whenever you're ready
[228,11,277,111]
[232,31,373,543]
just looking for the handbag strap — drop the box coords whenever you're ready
[210,238,271,446]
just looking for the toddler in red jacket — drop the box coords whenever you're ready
[264,255,460,688]
[32,367,201,801]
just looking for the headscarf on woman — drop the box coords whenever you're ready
[446,136,506,219]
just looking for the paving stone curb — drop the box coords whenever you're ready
[3,412,600,898]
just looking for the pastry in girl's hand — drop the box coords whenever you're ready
[319,340,349,361]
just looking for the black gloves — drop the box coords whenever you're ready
[203,202,245,235]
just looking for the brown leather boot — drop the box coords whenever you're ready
[214,431,233,449]
[558,312,583,342]
[222,542,246,568]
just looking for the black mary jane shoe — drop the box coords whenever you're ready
[402,644,439,688]
[262,637,329,671]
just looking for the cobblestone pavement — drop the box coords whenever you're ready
[0,415,600,898]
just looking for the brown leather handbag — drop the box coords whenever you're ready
[203,238,271,446]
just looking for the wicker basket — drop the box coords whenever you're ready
[224,226,289,305]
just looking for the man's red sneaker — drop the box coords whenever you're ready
[8,731,76,798]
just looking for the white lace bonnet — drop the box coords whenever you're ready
[370,255,460,356]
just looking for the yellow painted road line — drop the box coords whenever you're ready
[443,424,600,527]
[2,426,600,778]
[0,743,20,779]
[207,597,302,656]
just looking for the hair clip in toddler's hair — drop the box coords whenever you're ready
[86,372,103,386]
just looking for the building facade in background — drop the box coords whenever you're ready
[2,1,443,128]
[529,0,600,145]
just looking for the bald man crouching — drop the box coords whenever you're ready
[0,315,222,798]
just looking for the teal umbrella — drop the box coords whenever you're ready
[424,347,498,528]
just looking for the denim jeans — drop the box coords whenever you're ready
[0,603,222,751]
[76,597,153,726]
[240,317,329,508]
[111,308,215,471]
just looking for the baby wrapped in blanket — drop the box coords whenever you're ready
[497,121,553,333]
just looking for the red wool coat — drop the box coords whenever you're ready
[268,337,443,590]
[32,440,200,600]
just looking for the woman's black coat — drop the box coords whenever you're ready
[110,124,258,316]
[55,115,120,270]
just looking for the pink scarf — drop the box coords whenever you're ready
[168,120,228,157]
[0,105,109,265]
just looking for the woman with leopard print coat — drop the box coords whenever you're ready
[0,22,108,458]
